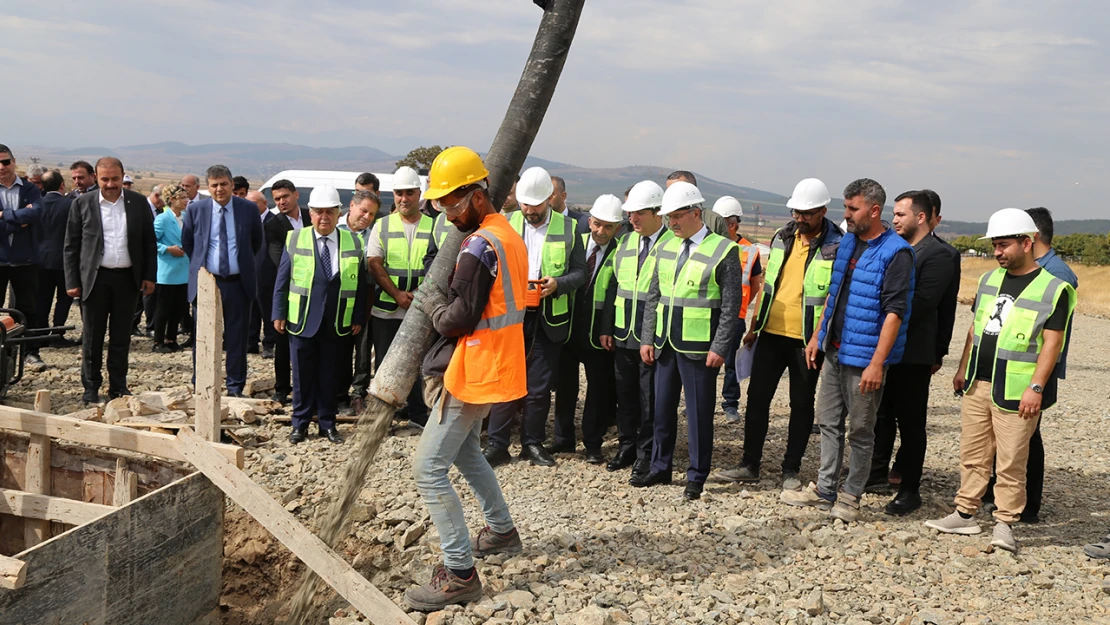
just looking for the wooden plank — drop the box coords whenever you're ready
[112,458,137,507]
[0,554,26,590]
[33,390,51,415]
[0,405,244,468]
[25,391,53,547]
[116,419,234,431]
[195,268,223,442]
[174,427,415,625]
[0,472,224,624]
[0,488,115,525]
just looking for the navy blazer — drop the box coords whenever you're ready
[254,210,277,295]
[0,177,43,265]
[39,191,72,270]
[181,195,263,302]
[272,229,368,338]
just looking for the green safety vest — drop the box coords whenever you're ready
[611,229,674,344]
[509,210,573,331]
[374,212,433,314]
[285,227,362,336]
[580,233,616,350]
[754,229,836,342]
[966,268,1076,412]
[432,212,452,249]
[652,232,737,355]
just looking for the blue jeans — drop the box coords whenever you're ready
[413,379,515,570]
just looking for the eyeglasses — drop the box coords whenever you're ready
[790,209,822,218]
[0,159,11,167]
[432,187,477,213]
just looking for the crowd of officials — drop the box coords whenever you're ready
[0,144,1098,608]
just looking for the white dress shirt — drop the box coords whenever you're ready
[683,225,710,252]
[99,191,132,269]
[313,229,339,278]
[522,210,551,281]
[584,238,610,283]
[286,212,304,231]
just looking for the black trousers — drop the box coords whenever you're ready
[290,326,342,431]
[741,331,821,474]
[191,279,249,394]
[256,279,277,350]
[337,317,372,399]
[651,346,717,484]
[871,362,933,491]
[273,331,292,395]
[0,265,40,356]
[553,339,614,452]
[613,345,655,460]
[81,269,139,398]
[35,267,74,331]
[133,290,156,332]
[153,283,187,344]
[983,422,1044,517]
[488,320,561,449]
[720,319,747,409]
[372,317,426,421]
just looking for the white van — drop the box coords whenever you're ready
[258,169,428,215]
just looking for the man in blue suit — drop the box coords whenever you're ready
[0,144,44,369]
[182,164,263,397]
[273,185,368,444]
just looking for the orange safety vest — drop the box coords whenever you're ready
[444,213,529,404]
[737,236,759,319]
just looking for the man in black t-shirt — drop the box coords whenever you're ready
[925,209,1074,554]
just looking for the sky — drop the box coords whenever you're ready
[4,0,1106,219]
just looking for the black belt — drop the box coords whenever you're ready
[214,274,241,282]
[99,267,132,272]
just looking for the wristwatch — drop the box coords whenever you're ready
[1029,383,1044,394]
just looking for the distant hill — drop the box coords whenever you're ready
[938,219,1110,238]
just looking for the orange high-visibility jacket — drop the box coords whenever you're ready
[737,237,759,319]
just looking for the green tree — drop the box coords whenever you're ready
[395,145,445,170]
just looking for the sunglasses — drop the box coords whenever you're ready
[0,159,11,167]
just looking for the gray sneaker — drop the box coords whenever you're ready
[471,526,523,558]
[924,511,983,535]
[782,472,802,491]
[990,522,1018,553]
[781,482,835,510]
[1084,535,1110,559]
[718,464,760,483]
[829,492,861,523]
[723,406,741,423]
[404,565,483,612]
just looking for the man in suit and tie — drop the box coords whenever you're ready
[181,164,263,398]
[35,170,79,346]
[336,189,379,414]
[549,194,623,464]
[0,145,45,371]
[63,157,156,404]
[247,190,277,359]
[264,179,311,404]
[273,185,368,444]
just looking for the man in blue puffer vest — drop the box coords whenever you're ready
[782,178,914,523]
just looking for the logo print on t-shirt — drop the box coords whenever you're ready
[984,294,1015,336]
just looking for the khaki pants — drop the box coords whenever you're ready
[955,380,1041,524]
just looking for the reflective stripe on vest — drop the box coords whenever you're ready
[285,227,362,336]
[472,230,527,332]
[966,268,1076,411]
[652,233,736,354]
[580,233,616,349]
[612,229,674,343]
[432,212,451,249]
[509,210,573,329]
[754,228,834,341]
[737,237,758,319]
[375,212,433,313]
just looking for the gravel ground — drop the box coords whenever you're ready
[10,305,1110,625]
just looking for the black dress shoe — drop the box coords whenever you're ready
[247,344,260,354]
[521,443,556,467]
[606,447,636,472]
[585,449,606,465]
[271,392,289,405]
[227,391,245,398]
[81,394,101,407]
[545,440,576,455]
[1019,510,1041,524]
[54,336,81,348]
[684,482,704,501]
[321,428,344,444]
[483,446,512,468]
[630,470,672,488]
[629,458,651,479]
[108,389,132,400]
[152,343,174,354]
[883,490,922,516]
[289,427,308,444]
[261,346,275,359]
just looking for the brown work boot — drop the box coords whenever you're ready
[404,565,483,612]
[471,525,523,558]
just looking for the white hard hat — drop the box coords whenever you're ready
[307,184,341,209]
[980,208,1039,240]
[659,181,704,216]
[712,196,744,218]
[623,180,664,212]
[516,166,554,206]
[123,174,133,183]
[786,178,831,211]
[392,166,421,190]
[589,194,624,223]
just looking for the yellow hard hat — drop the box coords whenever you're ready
[423,146,490,200]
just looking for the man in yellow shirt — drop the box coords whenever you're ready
[719,179,843,490]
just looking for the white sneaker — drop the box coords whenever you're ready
[924,511,983,535]
[990,522,1018,553]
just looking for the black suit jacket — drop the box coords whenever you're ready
[933,232,961,365]
[901,234,958,366]
[41,192,73,271]
[265,210,312,271]
[255,211,278,296]
[63,189,157,300]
